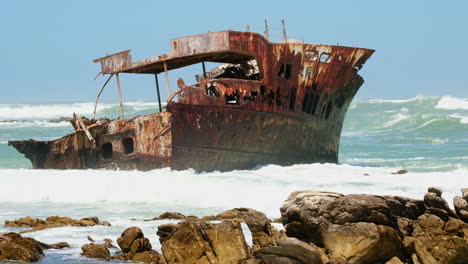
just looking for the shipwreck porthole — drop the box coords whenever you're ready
[122,138,134,154]
[320,53,332,63]
[101,143,113,159]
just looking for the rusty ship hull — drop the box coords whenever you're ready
[9,30,374,172]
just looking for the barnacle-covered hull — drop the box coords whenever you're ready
[9,30,373,172]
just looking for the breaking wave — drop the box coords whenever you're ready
[367,95,428,104]
[0,164,466,217]
[0,101,164,121]
[0,120,70,128]
[435,96,468,110]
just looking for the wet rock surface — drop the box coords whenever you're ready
[6,188,468,263]
[4,215,111,233]
[80,226,166,263]
[162,219,249,264]
[81,243,110,260]
[280,187,468,264]
[0,232,68,262]
[213,208,280,250]
[116,226,164,262]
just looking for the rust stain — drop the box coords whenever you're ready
[9,30,374,172]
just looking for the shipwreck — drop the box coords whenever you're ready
[9,28,374,172]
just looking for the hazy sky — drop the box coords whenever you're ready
[0,0,466,103]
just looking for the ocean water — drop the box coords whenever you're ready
[0,96,467,263]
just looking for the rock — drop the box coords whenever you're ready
[444,217,468,234]
[144,212,187,221]
[159,212,186,219]
[201,215,216,221]
[396,217,413,236]
[385,256,404,264]
[404,234,468,264]
[0,232,44,262]
[117,226,152,258]
[203,220,250,264]
[157,223,178,244]
[132,250,166,264]
[215,208,268,233]
[258,254,302,264]
[392,169,408,174]
[238,257,265,264]
[403,212,468,264]
[185,215,199,221]
[327,258,349,264]
[320,222,404,264]
[411,213,445,236]
[280,191,424,244]
[81,243,110,260]
[454,196,468,222]
[4,216,110,232]
[103,238,118,249]
[423,192,456,218]
[162,219,249,264]
[37,241,70,249]
[216,208,279,250]
[257,237,324,264]
[424,207,449,221]
[87,235,95,242]
[115,226,166,262]
[462,188,468,201]
[427,187,442,197]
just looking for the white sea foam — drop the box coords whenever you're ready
[0,103,113,120]
[402,119,440,132]
[0,120,70,128]
[431,138,449,144]
[382,113,410,128]
[450,113,468,124]
[0,164,466,217]
[367,95,426,104]
[435,96,468,110]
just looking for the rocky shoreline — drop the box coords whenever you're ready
[1,187,468,264]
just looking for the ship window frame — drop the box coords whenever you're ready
[198,53,264,82]
[304,50,318,61]
[122,137,134,155]
[101,142,113,159]
[285,64,292,80]
[320,53,333,64]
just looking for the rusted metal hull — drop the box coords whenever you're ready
[8,73,363,172]
[169,105,336,171]
[9,30,373,172]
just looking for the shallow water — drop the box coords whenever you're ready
[0,96,467,262]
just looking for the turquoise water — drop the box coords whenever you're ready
[0,96,467,263]
[1,96,467,171]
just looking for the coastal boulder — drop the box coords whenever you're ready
[81,243,110,260]
[115,226,166,263]
[157,223,178,244]
[4,215,110,233]
[320,222,404,264]
[423,191,457,218]
[280,190,424,244]
[215,208,279,250]
[161,219,249,264]
[145,212,187,221]
[132,250,167,264]
[256,237,324,264]
[0,232,44,262]
[117,226,152,258]
[454,195,468,223]
[403,213,468,264]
